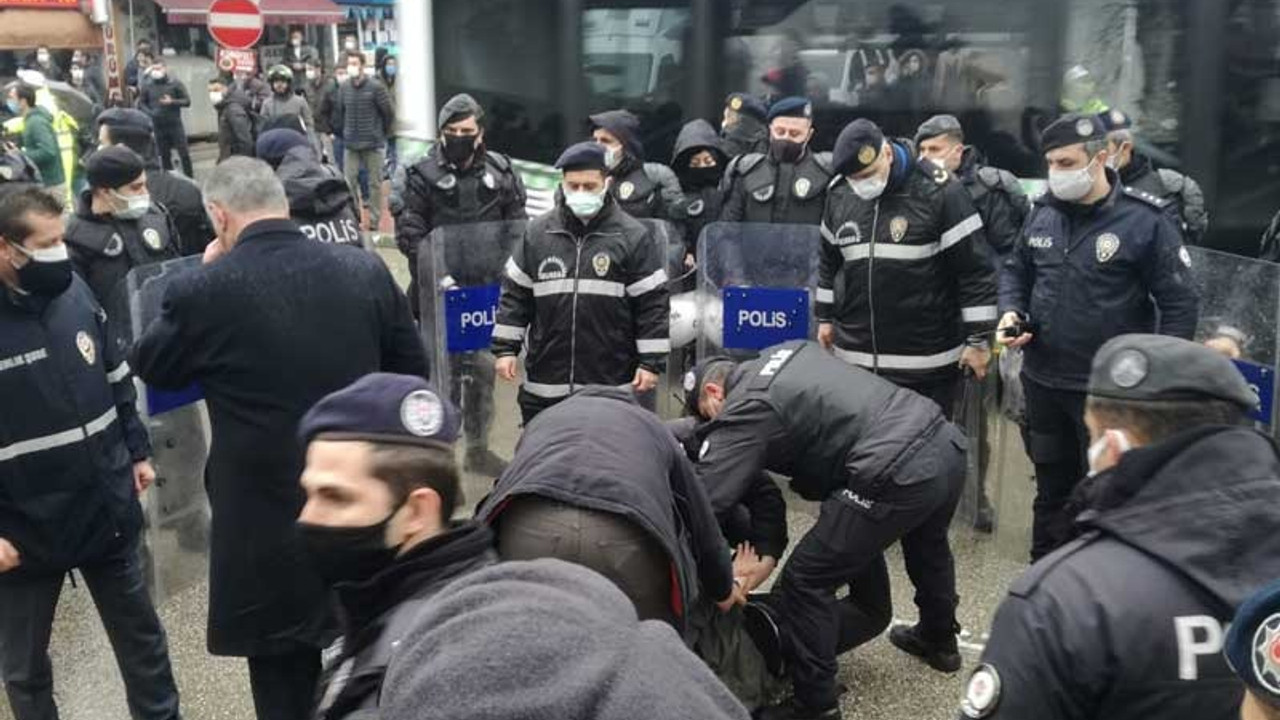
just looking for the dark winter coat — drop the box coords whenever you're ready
[335,76,393,150]
[670,119,728,257]
[214,88,255,162]
[275,146,363,247]
[720,148,833,226]
[144,158,214,256]
[1120,153,1208,246]
[137,75,190,129]
[956,147,1028,257]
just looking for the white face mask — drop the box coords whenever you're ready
[848,174,888,201]
[111,190,151,220]
[36,53,49,64]
[209,91,224,105]
[1086,429,1132,477]
[346,65,361,78]
[603,147,621,170]
[1048,157,1098,202]
[564,188,606,219]
[13,242,68,264]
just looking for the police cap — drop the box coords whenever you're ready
[1041,113,1106,153]
[682,356,737,416]
[438,93,484,130]
[1098,107,1133,133]
[1224,578,1280,709]
[914,114,964,145]
[299,373,460,450]
[767,96,812,122]
[1088,334,1256,411]
[725,92,767,123]
[555,141,608,173]
[96,107,154,135]
[833,118,885,176]
[84,145,145,189]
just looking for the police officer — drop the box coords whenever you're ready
[492,142,669,423]
[720,92,769,158]
[96,107,214,257]
[590,109,682,220]
[720,97,833,225]
[64,146,179,322]
[1100,108,1208,246]
[915,114,1029,257]
[998,113,1200,561]
[818,119,997,411]
[961,335,1280,720]
[685,341,967,720]
[256,128,363,249]
[1225,580,1280,720]
[395,93,526,474]
[0,185,182,720]
[670,119,728,266]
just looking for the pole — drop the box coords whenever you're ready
[127,0,134,51]
[396,0,433,164]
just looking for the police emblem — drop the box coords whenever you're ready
[889,216,909,243]
[699,439,710,460]
[437,174,457,190]
[1251,613,1280,695]
[683,370,697,393]
[835,221,863,244]
[687,199,705,217]
[1109,349,1149,389]
[483,172,496,190]
[794,177,811,198]
[1076,117,1096,137]
[619,181,635,201]
[1179,247,1193,268]
[400,390,444,438]
[752,185,775,203]
[142,228,163,251]
[75,331,96,366]
[592,252,611,277]
[729,96,743,111]
[1110,109,1127,127]
[1095,233,1121,263]
[104,233,124,257]
[961,664,1002,718]
[857,145,876,166]
[536,256,567,281]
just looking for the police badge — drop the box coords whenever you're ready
[400,390,444,437]
[142,227,163,251]
[1095,233,1121,263]
[483,172,496,190]
[1251,613,1280,695]
[729,96,743,111]
[961,664,1002,719]
[104,233,124,257]
[619,181,635,201]
[592,252,611,277]
[686,199,705,217]
[75,331,96,366]
[437,174,458,190]
[889,216,909,243]
[1076,118,1095,137]
[793,177,811,198]
[752,185,775,203]
[857,145,876,166]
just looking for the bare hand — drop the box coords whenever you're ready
[133,460,156,495]
[202,239,226,265]
[495,356,519,382]
[160,95,172,105]
[1204,336,1242,360]
[0,538,20,573]
[817,323,834,350]
[732,543,777,593]
[683,253,696,270]
[959,346,991,381]
[632,368,659,393]
[715,583,748,612]
[996,311,1033,348]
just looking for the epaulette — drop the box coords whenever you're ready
[733,152,765,175]
[1122,185,1171,210]
[1008,532,1098,598]
[810,151,834,176]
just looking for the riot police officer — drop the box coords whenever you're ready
[670,119,728,266]
[590,109,682,220]
[962,335,1280,720]
[720,92,769,159]
[395,94,526,474]
[1100,108,1209,246]
[685,341,967,720]
[720,97,833,226]
[998,113,1200,561]
[256,128,363,249]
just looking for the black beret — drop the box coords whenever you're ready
[767,96,812,122]
[84,145,144,189]
[1041,113,1106,153]
[1225,578,1280,710]
[96,107,153,135]
[682,356,736,417]
[555,141,607,172]
[725,92,767,123]
[1098,107,1133,133]
[914,114,964,145]
[299,373,460,449]
[438,93,484,130]
[833,118,886,176]
[1088,334,1257,411]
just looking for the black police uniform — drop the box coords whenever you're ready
[1118,154,1208,246]
[963,336,1280,720]
[670,119,728,262]
[955,148,1028,257]
[720,149,832,226]
[1001,162,1199,560]
[693,341,966,713]
[590,110,682,221]
[269,142,363,248]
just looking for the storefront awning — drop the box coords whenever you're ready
[0,8,101,50]
[154,0,346,26]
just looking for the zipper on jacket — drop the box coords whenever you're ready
[569,237,585,390]
[868,201,881,373]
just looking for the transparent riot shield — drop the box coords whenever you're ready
[695,222,822,361]
[122,255,212,604]
[420,221,525,513]
[633,219,682,418]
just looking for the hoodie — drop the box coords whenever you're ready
[273,145,362,247]
[589,110,681,220]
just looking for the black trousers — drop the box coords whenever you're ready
[154,123,193,177]
[0,538,181,720]
[1020,375,1089,561]
[449,352,496,449]
[247,648,321,720]
[776,425,966,709]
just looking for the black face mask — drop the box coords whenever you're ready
[770,138,805,164]
[10,245,72,298]
[685,165,722,190]
[297,509,401,587]
[441,135,477,166]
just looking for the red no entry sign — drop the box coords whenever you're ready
[208,0,263,51]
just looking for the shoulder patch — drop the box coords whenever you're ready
[1123,185,1172,210]
[1008,533,1098,598]
[735,152,765,175]
[810,150,834,176]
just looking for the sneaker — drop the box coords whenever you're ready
[743,600,786,677]
[464,447,509,476]
[757,699,842,720]
[888,623,961,673]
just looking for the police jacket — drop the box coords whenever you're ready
[0,276,149,582]
[477,386,734,622]
[966,426,1280,720]
[694,341,948,513]
[64,190,180,319]
[314,522,497,720]
[670,119,728,258]
[609,156,682,221]
[818,144,998,386]
[492,196,670,403]
[999,170,1200,392]
[956,147,1028,257]
[721,148,833,225]
[720,116,768,159]
[1120,153,1208,246]
[276,147,363,248]
[145,158,214,257]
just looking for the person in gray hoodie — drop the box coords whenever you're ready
[261,65,318,151]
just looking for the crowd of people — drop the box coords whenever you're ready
[2,33,1280,720]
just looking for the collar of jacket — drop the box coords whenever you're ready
[611,154,642,180]
[885,139,913,193]
[1119,152,1153,185]
[957,145,984,179]
[235,217,304,248]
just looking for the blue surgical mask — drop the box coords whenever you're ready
[384,66,396,78]
[5,99,19,115]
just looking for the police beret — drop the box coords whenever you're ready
[555,141,607,172]
[833,118,886,176]
[767,96,812,122]
[1088,334,1256,411]
[84,145,144,189]
[682,356,736,417]
[1098,107,1133,133]
[255,127,311,168]
[1225,578,1280,709]
[725,92,767,123]
[438,93,484,130]
[96,107,153,135]
[914,114,964,145]
[299,373,460,450]
[1040,113,1106,153]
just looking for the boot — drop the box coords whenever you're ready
[742,599,786,677]
[464,446,508,476]
[888,623,961,673]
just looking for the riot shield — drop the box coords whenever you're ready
[695,222,822,362]
[122,255,211,604]
[420,221,526,512]
[633,219,682,418]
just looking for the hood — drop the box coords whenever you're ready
[256,128,312,168]
[672,119,727,168]
[1119,152,1154,185]
[276,148,354,217]
[957,145,985,178]
[1077,426,1280,610]
[590,109,644,162]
